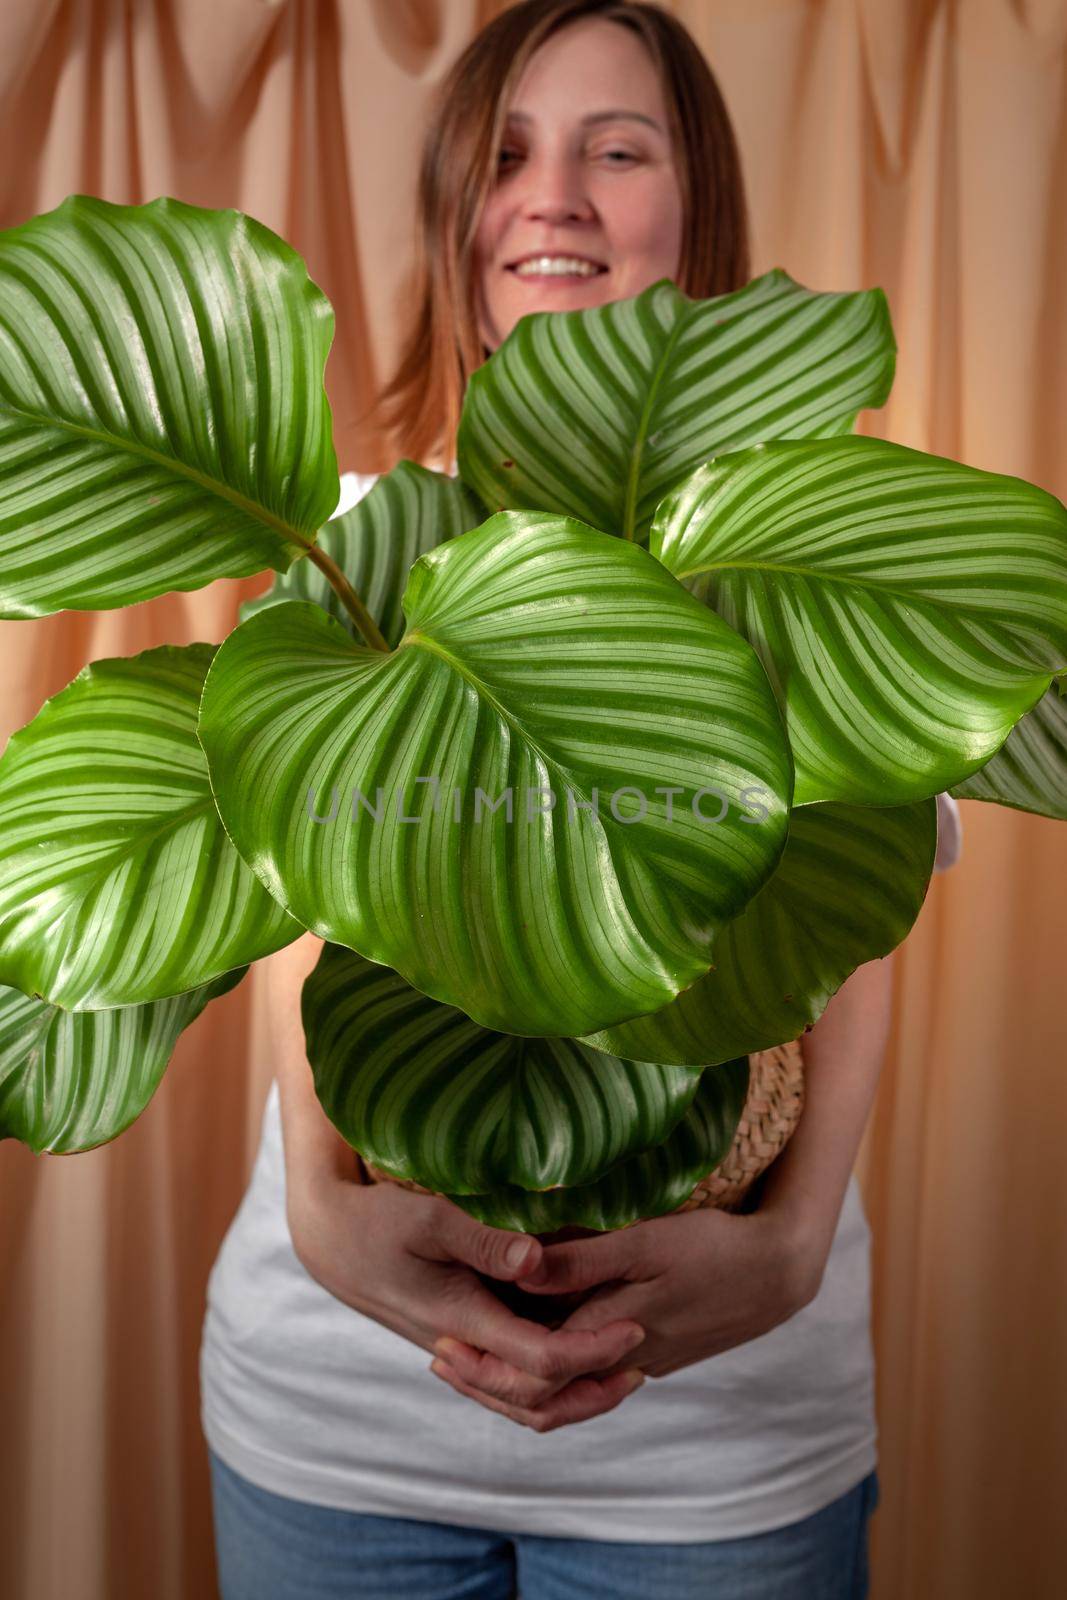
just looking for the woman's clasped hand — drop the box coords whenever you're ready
[285,1160,652,1432]
[430,1205,824,1433]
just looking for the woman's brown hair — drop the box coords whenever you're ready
[362,0,750,471]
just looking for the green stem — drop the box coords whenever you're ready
[305,545,391,653]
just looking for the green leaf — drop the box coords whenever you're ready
[0,967,246,1153]
[304,942,703,1194]
[240,461,486,647]
[654,437,1067,805]
[0,643,302,1009]
[583,799,935,1066]
[457,270,895,546]
[0,194,338,617]
[949,679,1067,818]
[444,1056,750,1234]
[199,513,793,1037]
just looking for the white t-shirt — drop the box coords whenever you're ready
[198,470,963,1542]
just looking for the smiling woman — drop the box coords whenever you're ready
[199,5,897,1599]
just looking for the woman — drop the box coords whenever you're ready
[200,4,959,1595]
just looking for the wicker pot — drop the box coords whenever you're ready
[672,1037,805,1215]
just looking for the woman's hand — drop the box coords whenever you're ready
[429,1204,824,1423]
[285,1159,648,1430]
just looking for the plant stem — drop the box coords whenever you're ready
[304,544,391,653]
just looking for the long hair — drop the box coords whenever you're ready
[362,0,750,470]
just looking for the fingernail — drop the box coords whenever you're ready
[625,1369,646,1391]
[506,1239,532,1269]
[430,1360,448,1378]
[624,1326,645,1351]
[435,1337,462,1360]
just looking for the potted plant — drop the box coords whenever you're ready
[1,196,1064,1279]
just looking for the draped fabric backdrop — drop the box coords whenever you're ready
[1,2,1064,1596]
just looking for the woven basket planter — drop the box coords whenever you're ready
[355,1037,806,1225]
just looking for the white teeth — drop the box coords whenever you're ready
[512,256,603,278]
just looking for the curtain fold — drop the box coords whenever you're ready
[0,4,1063,1596]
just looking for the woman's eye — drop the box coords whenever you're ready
[497,147,638,169]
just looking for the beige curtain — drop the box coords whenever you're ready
[1,3,1064,1596]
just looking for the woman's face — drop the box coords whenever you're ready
[473,17,684,352]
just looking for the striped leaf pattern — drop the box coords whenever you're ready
[654,438,1067,805]
[199,513,793,1037]
[0,643,302,1010]
[0,967,245,1153]
[445,1057,750,1234]
[304,943,703,1194]
[950,678,1067,818]
[0,195,338,617]
[240,460,486,646]
[583,799,935,1066]
[457,269,895,546]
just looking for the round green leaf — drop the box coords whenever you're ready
[444,1057,750,1234]
[654,437,1067,805]
[0,194,338,616]
[0,643,302,1009]
[199,513,793,1037]
[457,269,895,546]
[0,966,246,1153]
[304,942,703,1194]
[240,460,486,646]
[950,678,1067,819]
[583,798,935,1066]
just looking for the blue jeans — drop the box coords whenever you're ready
[208,1446,879,1599]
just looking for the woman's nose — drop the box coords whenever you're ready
[518,158,595,224]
